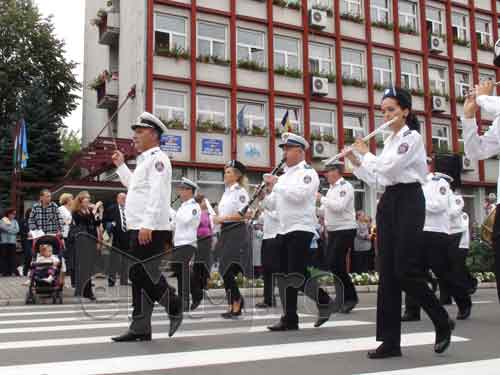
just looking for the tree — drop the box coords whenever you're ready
[0,0,80,207]
[60,128,82,179]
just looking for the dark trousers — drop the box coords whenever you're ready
[492,205,500,302]
[108,234,130,285]
[128,230,178,333]
[223,263,243,304]
[1,244,17,276]
[261,237,281,306]
[171,244,196,309]
[326,229,358,302]
[277,231,316,325]
[22,239,33,276]
[376,183,449,346]
[352,250,375,273]
[406,232,471,314]
[190,236,213,302]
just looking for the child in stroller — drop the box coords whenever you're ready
[25,236,65,304]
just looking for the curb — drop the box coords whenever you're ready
[0,283,496,307]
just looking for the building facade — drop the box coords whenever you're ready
[82,0,500,224]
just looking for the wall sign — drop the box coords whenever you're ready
[161,135,182,153]
[201,138,223,156]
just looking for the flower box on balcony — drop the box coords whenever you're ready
[399,24,418,35]
[453,37,470,47]
[91,71,118,110]
[340,12,364,24]
[197,55,230,66]
[342,77,367,88]
[156,46,190,60]
[371,21,393,31]
[159,117,188,131]
[274,65,302,79]
[93,9,120,46]
[238,60,266,72]
[239,127,268,137]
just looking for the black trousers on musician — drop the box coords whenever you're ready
[492,205,500,302]
[326,229,358,303]
[376,183,449,346]
[405,231,471,316]
[261,237,281,306]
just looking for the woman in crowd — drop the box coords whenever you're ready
[71,191,100,300]
[58,193,74,286]
[352,211,373,273]
[0,208,20,276]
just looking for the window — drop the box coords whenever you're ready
[311,109,335,141]
[432,124,450,152]
[455,71,471,97]
[399,0,418,32]
[476,18,492,48]
[429,66,447,94]
[341,0,362,17]
[274,36,299,70]
[452,12,468,42]
[371,0,390,24]
[154,89,187,128]
[480,72,495,82]
[197,95,227,129]
[401,59,421,90]
[154,14,187,51]
[343,113,365,143]
[458,122,464,154]
[198,21,226,58]
[237,28,265,65]
[309,42,333,75]
[373,54,393,87]
[237,102,266,135]
[275,106,302,134]
[341,48,364,80]
[426,7,444,36]
[310,0,332,9]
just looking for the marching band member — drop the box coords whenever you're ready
[255,175,280,308]
[111,112,182,341]
[267,133,333,331]
[214,160,250,319]
[344,87,454,358]
[171,178,201,312]
[462,80,500,301]
[402,162,471,321]
[317,161,358,314]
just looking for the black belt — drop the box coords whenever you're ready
[385,182,420,192]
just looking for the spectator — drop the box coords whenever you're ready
[352,211,373,273]
[71,191,100,300]
[0,208,20,276]
[103,193,130,286]
[484,193,496,217]
[28,189,63,236]
[20,208,33,276]
[58,193,74,286]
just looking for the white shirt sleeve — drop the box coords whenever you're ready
[116,164,132,187]
[353,153,378,186]
[273,169,319,203]
[426,180,450,214]
[477,95,500,117]
[321,183,353,213]
[449,194,464,219]
[462,117,500,161]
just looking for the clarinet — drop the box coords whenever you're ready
[238,158,287,217]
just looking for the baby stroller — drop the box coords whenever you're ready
[25,235,64,305]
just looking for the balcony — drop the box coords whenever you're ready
[90,71,119,110]
[93,8,120,46]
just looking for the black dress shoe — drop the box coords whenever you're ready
[340,299,358,314]
[169,314,183,337]
[456,304,471,320]
[255,302,270,309]
[401,312,421,322]
[467,278,478,295]
[267,320,299,331]
[367,343,402,359]
[315,301,336,327]
[435,319,455,354]
[111,331,151,342]
[190,299,202,311]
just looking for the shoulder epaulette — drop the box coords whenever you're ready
[340,180,346,185]
[304,164,313,170]
[403,130,412,137]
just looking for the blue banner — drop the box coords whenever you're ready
[201,138,223,156]
[160,135,182,153]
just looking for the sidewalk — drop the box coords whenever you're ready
[0,275,496,306]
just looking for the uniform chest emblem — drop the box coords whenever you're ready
[463,214,467,220]
[303,175,312,184]
[398,143,409,154]
[239,195,247,203]
[340,190,346,197]
[192,209,198,216]
[439,186,447,195]
[456,199,461,205]
[155,161,165,172]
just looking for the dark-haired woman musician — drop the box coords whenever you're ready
[344,87,454,359]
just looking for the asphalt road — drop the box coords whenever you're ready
[0,289,499,375]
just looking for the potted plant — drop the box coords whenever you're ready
[156,45,190,60]
[371,21,394,31]
[340,12,364,24]
[274,65,302,79]
[237,59,266,72]
[453,37,470,47]
[342,76,367,88]
[399,24,418,35]
[89,70,112,90]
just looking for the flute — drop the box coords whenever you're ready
[323,117,398,166]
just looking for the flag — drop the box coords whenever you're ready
[238,105,247,135]
[20,119,29,169]
[13,119,29,171]
[280,110,292,132]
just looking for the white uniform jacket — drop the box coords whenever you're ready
[449,193,465,235]
[459,212,470,250]
[423,173,451,234]
[218,183,250,220]
[173,198,201,247]
[261,193,280,240]
[320,177,356,232]
[116,146,173,231]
